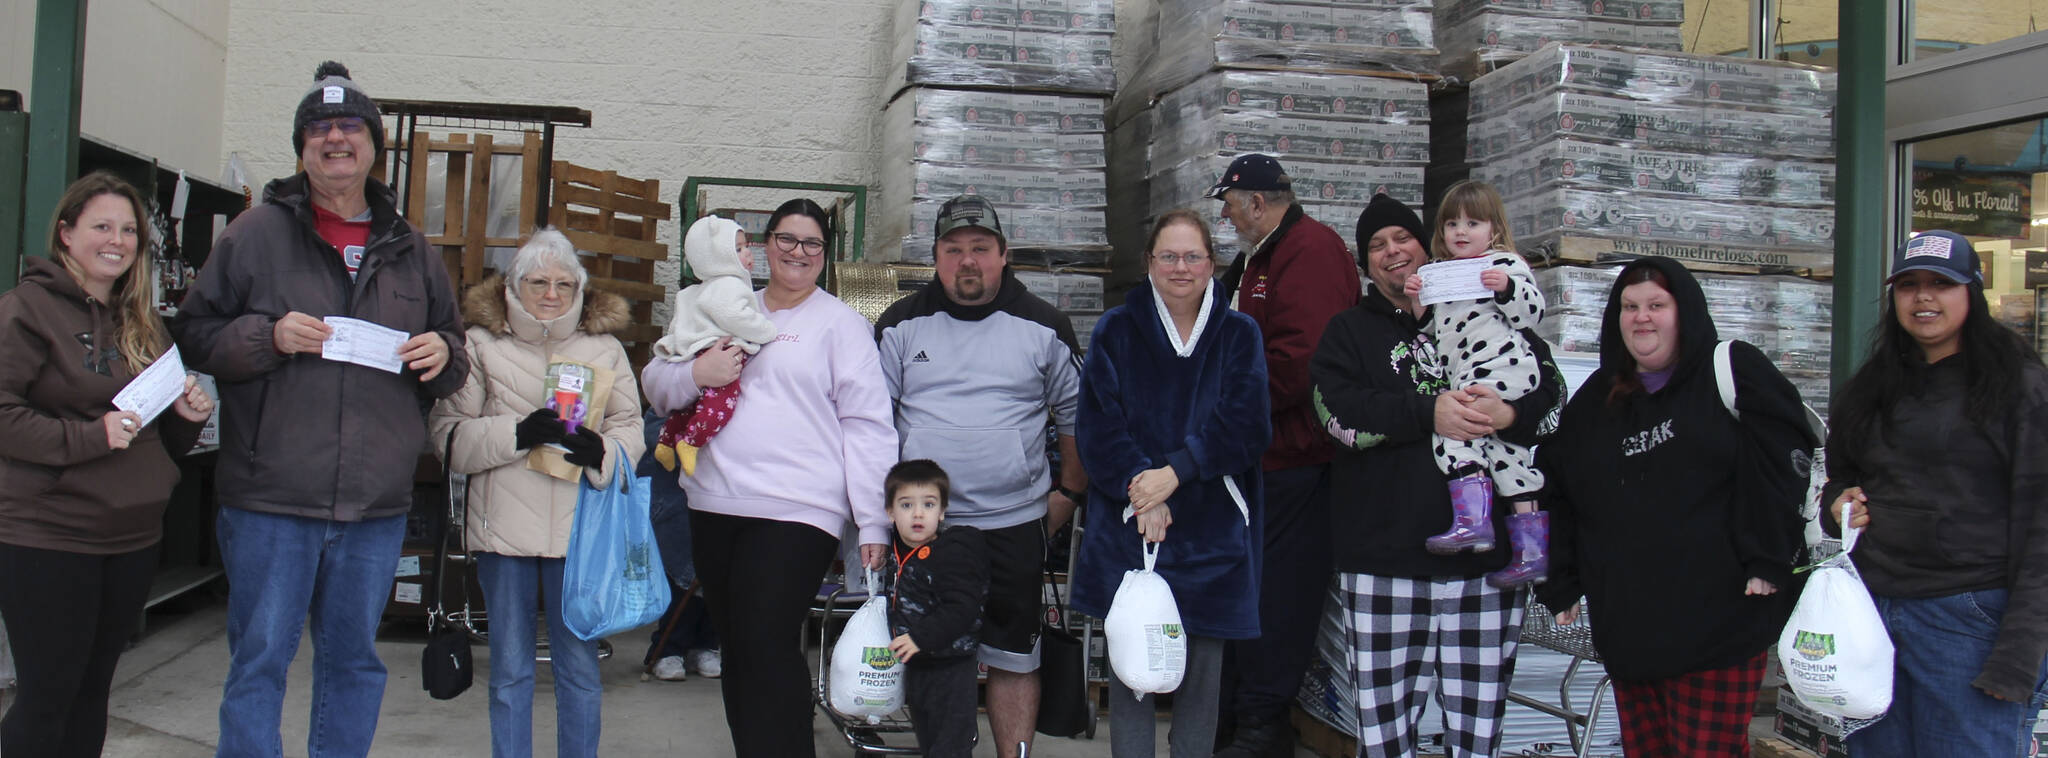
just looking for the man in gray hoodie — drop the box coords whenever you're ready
[875,195,1087,757]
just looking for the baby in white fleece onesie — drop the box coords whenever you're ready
[652,215,778,475]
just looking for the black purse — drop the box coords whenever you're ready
[422,429,474,700]
[1036,541,1092,737]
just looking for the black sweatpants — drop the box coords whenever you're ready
[0,541,159,758]
[1225,464,1334,721]
[691,510,838,758]
[906,654,980,757]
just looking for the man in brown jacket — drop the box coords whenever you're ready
[171,61,467,758]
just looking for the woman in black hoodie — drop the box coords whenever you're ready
[1534,257,1814,756]
[1826,231,2048,756]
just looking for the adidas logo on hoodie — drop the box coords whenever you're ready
[911,350,931,363]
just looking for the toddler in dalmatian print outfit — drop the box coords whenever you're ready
[1401,181,1550,588]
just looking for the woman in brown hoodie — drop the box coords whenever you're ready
[0,172,212,757]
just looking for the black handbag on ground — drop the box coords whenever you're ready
[422,429,474,700]
[1036,558,1092,737]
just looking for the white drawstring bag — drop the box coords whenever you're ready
[828,569,904,724]
[1778,524,1893,720]
[1106,541,1188,697]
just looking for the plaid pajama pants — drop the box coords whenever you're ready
[1339,573,1526,758]
[1612,650,1768,758]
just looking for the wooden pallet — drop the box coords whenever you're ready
[547,161,672,368]
[396,131,544,292]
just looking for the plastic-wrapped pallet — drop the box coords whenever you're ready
[880,88,1112,266]
[1435,0,1681,80]
[1124,0,1440,104]
[1113,69,1431,265]
[889,0,1116,94]
[1295,580,1362,738]
[1468,44,1837,275]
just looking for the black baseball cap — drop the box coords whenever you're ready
[1205,154,1292,199]
[933,194,1005,245]
[1889,230,1982,285]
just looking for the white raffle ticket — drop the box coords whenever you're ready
[320,317,407,374]
[1416,257,1497,306]
[112,345,188,425]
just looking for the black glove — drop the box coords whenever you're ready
[560,426,606,468]
[515,409,567,450]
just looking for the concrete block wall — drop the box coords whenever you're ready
[222,0,907,302]
[0,0,231,181]
[221,0,1156,309]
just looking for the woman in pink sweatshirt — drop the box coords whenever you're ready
[642,198,897,758]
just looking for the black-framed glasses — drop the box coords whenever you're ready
[1150,252,1210,266]
[770,232,827,256]
[303,117,368,138]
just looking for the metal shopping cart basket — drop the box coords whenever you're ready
[1509,597,1612,758]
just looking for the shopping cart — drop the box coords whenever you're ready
[1508,597,1611,758]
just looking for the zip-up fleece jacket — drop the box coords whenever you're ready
[886,524,989,663]
[1534,257,1815,681]
[1823,354,2048,702]
[172,174,469,522]
[430,276,644,558]
[0,257,204,553]
[875,269,1081,529]
[1221,204,1361,472]
[1310,282,1565,577]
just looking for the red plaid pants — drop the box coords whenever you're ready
[1613,649,1768,757]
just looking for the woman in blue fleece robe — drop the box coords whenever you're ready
[1072,210,1271,758]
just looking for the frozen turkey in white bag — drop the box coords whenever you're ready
[1778,525,1893,720]
[1106,540,1187,697]
[828,570,904,723]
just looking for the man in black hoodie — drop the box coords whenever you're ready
[1309,195,1566,756]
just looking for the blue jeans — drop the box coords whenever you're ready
[475,553,601,758]
[215,507,407,758]
[1849,589,2048,757]
[640,409,694,587]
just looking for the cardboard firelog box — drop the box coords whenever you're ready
[527,359,614,482]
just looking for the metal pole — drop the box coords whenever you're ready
[13,0,88,288]
[1831,0,1888,385]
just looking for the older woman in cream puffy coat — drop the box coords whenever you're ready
[429,228,643,758]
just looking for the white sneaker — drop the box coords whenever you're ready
[687,648,722,678]
[651,655,687,681]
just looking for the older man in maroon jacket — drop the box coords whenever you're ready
[1209,153,1362,757]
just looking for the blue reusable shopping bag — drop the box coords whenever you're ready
[562,441,671,641]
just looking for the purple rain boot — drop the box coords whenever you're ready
[1486,509,1550,589]
[1425,473,1496,554]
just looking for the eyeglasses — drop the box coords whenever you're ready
[302,117,368,138]
[1150,252,1210,266]
[770,232,827,256]
[519,277,578,297]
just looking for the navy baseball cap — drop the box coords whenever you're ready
[1205,154,1292,199]
[1889,230,1982,285]
[933,194,1005,245]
